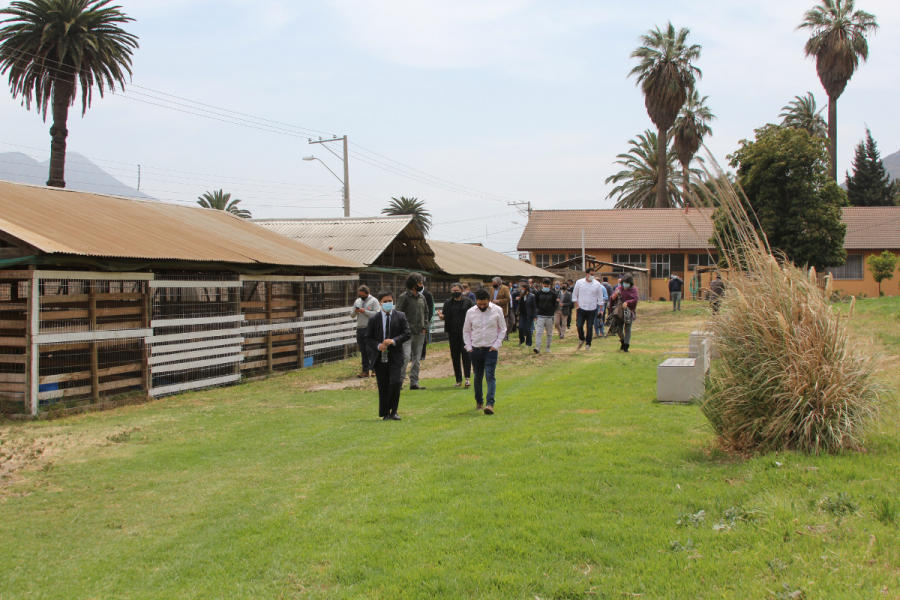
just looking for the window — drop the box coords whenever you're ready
[551,253,567,266]
[650,254,671,279]
[612,253,646,272]
[535,254,551,268]
[688,253,719,271]
[827,255,864,280]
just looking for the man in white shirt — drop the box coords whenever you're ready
[571,267,608,350]
[351,285,381,378]
[463,289,507,415]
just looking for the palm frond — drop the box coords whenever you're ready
[382,196,432,236]
[779,92,828,139]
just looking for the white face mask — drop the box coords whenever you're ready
[587,275,595,282]
[623,283,631,289]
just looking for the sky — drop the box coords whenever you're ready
[2,0,899,256]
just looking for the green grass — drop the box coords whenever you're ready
[1,300,898,599]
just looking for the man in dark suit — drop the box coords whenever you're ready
[365,290,412,421]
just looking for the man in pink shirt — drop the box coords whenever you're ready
[463,288,507,414]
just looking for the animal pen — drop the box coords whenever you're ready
[0,180,364,417]
[0,270,361,416]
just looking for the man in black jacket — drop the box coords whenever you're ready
[668,273,684,311]
[533,278,557,354]
[365,290,412,420]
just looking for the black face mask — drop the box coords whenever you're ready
[359,295,368,301]
[479,305,489,312]
[452,292,461,299]
[561,288,567,292]
[416,285,424,292]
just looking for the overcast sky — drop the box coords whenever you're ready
[2,0,898,255]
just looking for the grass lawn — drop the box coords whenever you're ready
[1,299,899,599]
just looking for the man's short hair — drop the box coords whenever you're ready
[492,277,502,284]
[405,272,423,290]
[376,289,393,301]
[586,267,596,274]
[475,289,491,301]
[358,285,370,294]
[602,276,608,282]
[542,278,551,285]
[451,282,463,291]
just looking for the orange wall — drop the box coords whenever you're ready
[526,248,900,300]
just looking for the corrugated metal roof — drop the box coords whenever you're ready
[0,179,363,268]
[841,206,900,250]
[428,240,558,279]
[517,208,717,251]
[253,216,439,270]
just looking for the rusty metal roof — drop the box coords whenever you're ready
[253,215,439,270]
[841,206,900,250]
[517,208,717,251]
[0,179,363,268]
[428,240,558,279]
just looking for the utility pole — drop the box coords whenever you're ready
[508,201,531,219]
[308,135,350,217]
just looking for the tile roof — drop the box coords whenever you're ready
[253,215,438,269]
[0,179,363,268]
[841,206,900,250]
[517,206,900,252]
[517,208,717,251]
[428,240,558,279]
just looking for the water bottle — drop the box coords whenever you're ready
[381,344,389,363]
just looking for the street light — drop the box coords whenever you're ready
[306,135,350,218]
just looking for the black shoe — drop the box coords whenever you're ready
[623,344,630,353]
[533,348,539,354]
[619,342,625,351]
[382,416,389,420]
[410,384,426,390]
[389,413,401,420]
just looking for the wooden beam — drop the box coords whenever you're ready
[39,363,144,385]
[0,354,27,364]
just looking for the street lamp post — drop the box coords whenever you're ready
[306,135,349,217]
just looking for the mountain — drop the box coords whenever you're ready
[0,151,154,200]
[884,148,900,183]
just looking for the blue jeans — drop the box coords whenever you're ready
[470,347,498,406]
[518,315,533,346]
[593,306,605,336]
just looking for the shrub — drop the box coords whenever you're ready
[692,161,885,454]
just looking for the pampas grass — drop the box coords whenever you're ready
[689,156,885,454]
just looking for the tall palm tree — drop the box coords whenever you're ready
[629,22,702,208]
[672,90,715,200]
[779,92,828,139]
[605,130,697,209]
[197,190,252,219]
[0,0,138,188]
[382,196,432,236]
[797,0,878,180]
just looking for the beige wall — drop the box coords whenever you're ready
[828,250,900,298]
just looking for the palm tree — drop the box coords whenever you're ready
[672,90,715,200]
[382,196,432,236]
[0,0,138,188]
[197,190,252,219]
[605,130,696,209]
[797,0,878,180]
[629,22,702,208]
[779,92,828,139]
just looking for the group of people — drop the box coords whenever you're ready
[353,268,736,422]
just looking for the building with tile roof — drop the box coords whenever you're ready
[517,207,900,300]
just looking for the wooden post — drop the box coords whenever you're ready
[141,280,151,394]
[25,271,39,416]
[89,280,99,402]
[265,283,274,373]
[294,281,304,369]
[343,280,351,359]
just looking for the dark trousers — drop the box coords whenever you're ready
[567,312,572,328]
[448,332,471,382]
[518,315,533,346]
[373,360,402,417]
[576,308,596,346]
[470,347,498,406]
[357,328,371,372]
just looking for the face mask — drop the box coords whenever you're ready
[479,305,489,312]
[416,285,424,292]
[542,286,550,292]
[555,286,560,290]
[452,292,461,299]
[382,302,394,312]
[587,275,595,282]
[359,295,368,301]
[623,283,631,289]
[561,287,567,292]
[493,284,499,289]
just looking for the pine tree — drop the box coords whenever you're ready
[845,128,896,206]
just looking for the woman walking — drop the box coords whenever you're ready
[609,273,639,352]
[516,283,536,347]
[437,283,475,387]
